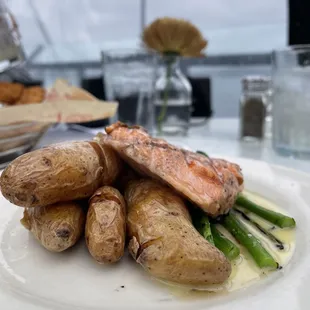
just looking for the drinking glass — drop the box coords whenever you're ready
[272,46,310,159]
[101,48,157,133]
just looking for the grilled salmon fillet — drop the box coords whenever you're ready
[98,122,243,217]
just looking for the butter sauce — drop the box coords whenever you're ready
[159,191,296,297]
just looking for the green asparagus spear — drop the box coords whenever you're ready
[210,224,240,260]
[236,194,296,228]
[222,212,279,269]
[234,207,285,250]
[192,210,214,245]
[196,150,209,157]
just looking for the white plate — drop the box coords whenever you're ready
[0,157,309,310]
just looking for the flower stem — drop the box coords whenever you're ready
[157,59,173,134]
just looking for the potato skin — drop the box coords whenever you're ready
[125,179,231,286]
[85,186,126,264]
[0,141,121,208]
[21,201,85,252]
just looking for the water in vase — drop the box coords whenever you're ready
[154,56,192,136]
[154,99,191,136]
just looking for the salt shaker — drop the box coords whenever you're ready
[240,76,271,141]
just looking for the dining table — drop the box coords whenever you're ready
[36,117,310,174]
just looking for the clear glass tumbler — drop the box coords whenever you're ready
[272,46,310,159]
[101,48,157,133]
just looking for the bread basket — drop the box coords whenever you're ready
[0,81,48,169]
[0,121,50,169]
[0,79,118,169]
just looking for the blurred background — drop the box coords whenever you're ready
[1,0,310,167]
[4,0,286,117]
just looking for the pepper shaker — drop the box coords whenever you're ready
[240,76,271,141]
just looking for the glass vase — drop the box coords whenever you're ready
[154,55,192,136]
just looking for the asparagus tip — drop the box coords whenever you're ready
[280,217,296,228]
[227,247,240,261]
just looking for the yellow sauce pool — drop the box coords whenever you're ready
[159,191,296,297]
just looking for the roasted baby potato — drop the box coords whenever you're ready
[0,141,121,208]
[86,186,126,264]
[125,179,231,285]
[21,201,85,252]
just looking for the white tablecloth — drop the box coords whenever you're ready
[37,118,310,174]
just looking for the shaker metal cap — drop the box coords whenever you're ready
[242,75,271,92]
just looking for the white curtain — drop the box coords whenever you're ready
[8,0,286,55]
[8,0,141,48]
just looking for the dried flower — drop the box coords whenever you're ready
[142,17,207,57]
